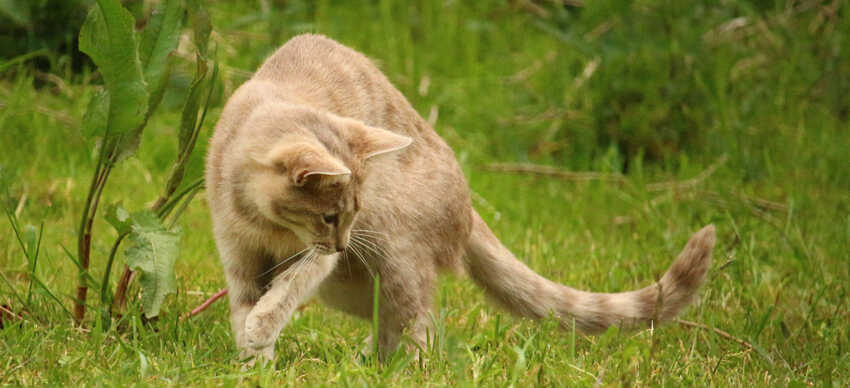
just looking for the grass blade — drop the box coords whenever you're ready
[372,273,381,358]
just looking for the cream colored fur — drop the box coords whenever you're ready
[205,34,716,363]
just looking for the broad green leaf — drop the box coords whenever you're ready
[178,58,209,155]
[82,89,108,139]
[173,134,209,195]
[166,54,217,196]
[78,0,149,147]
[162,58,207,196]
[174,60,218,192]
[104,202,131,235]
[124,210,180,318]
[187,0,212,56]
[87,103,143,164]
[109,130,144,163]
[177,0,214,158]
[138,0,183,115]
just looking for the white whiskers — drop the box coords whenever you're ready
[256,246,312,279]
[348,228,402,305]
[345,235,376,279]
[276,247,317,283]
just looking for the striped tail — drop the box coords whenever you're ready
[464,211,715,333]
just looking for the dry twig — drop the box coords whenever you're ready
[483,163,627,182]
[180,288,228,322]
[0,304,24,328]
[0,101,77,126]
[483,155,729,189]
[675,318,753,350]
[646,155,728,192]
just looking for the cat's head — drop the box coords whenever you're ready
[236,105,412,254]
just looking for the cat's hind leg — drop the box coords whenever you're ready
[374,254,439,359]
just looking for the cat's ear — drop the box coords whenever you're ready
[290,149,351,186]
[259,142,351,186]
[345,121,413,160]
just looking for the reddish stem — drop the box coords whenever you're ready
[73,231,91,324]
[111,265,134,314]
[180,288,228,322]
[74,161,112,325]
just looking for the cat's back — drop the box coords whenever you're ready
[254,34,420,134]
[255,34,377,87]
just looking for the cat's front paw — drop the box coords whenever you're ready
[239,346,274,369]
[244,312,277,350]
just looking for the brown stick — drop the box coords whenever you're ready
[0,101,77,126]
[675,318,753,350]
[180,288,228,322]
[0,304,25,328]
[646,155,728,192]
[516,0,550,19]
[483,163,627,182]
[484,155,728,191]
[691,189,787,213]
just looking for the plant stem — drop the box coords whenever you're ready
[101,231,129,309]
[157,178,204,219]
[74,145,113,325]
[112,265,134,314]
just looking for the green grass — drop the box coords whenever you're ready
[1,0,848,385]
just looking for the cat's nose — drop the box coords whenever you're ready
[336,234,348,252]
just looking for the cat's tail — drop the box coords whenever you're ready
[463,211,715,334]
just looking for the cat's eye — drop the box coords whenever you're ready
[322,213,339,225]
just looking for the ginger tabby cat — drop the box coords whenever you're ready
[205,34,716,362]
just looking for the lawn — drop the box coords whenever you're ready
[1,0,847,386]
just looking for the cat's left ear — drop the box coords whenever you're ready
[344,121,413,160]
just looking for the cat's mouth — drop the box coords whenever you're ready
[314,242,343,255]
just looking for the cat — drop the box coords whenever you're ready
[205,34,716,362]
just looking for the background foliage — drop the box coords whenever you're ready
[1,0,847,386]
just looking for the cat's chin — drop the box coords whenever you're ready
[312,244,337,255]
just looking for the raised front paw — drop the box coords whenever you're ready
[239,345,274,369]
[244,311,278,350]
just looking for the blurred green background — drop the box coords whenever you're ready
[0,0,847,385]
